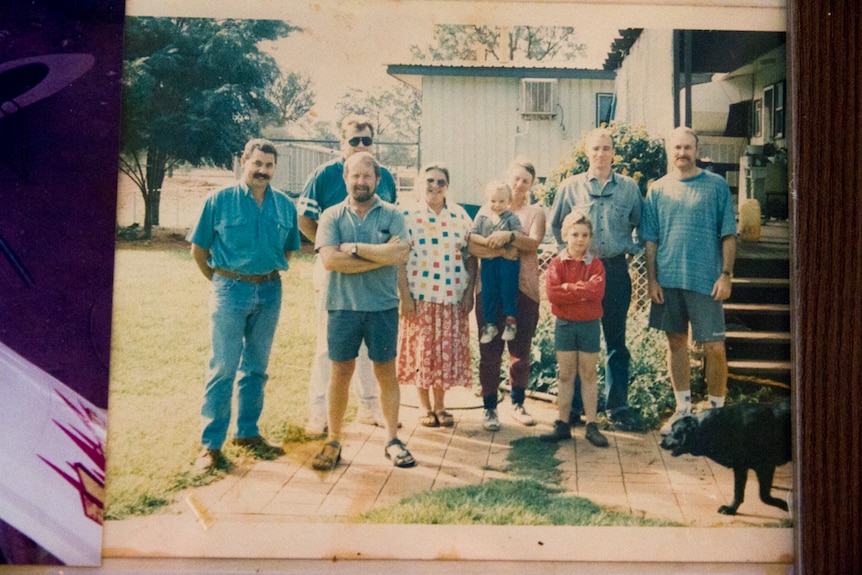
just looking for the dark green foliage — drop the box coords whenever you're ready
[120,17,307,234]
[535,122,667,207]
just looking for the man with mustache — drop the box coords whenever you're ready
[297,115,398,435]
[641,126,737,435]
[188,138,301,470]
[311,152,414,470]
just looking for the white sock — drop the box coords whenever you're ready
[674,391,692,413]
[709,395,725,409]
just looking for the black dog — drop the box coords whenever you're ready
[659,399,792,515]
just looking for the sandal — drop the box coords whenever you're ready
[420,411,439,427]
[312,440,341,471]
[436,411,454,428]
[384,438,416,468]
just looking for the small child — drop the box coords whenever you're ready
[471,180,522,343]
[541,211,609,447]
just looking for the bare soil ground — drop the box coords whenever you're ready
[116,167,233,251]
[116,167,315,253]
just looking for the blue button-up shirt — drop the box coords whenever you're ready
[187,182,301,275]
[551,171,643,259]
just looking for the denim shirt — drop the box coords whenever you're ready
[187,182,301,275]
[551,171,643,258]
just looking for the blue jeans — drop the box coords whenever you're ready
[480,257,520,321]
[572,254,632,414]
[202,274,282,450]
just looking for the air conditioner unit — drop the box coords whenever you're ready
[520,79,558,120]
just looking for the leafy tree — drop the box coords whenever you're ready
[411,25,586,62]
[270,71,315,126]
[335,83,421,168]
[119,17,306,237]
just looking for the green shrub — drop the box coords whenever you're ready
[533,121,667,207]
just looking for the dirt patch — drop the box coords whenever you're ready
[116,168,315,253]
[116,227,191,251]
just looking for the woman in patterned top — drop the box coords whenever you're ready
[397,164,477,427]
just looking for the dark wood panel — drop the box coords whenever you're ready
[791,1,862,573]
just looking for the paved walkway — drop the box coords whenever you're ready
[103,387,792,560]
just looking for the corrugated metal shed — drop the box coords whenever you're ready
[235,141,340,198]
[390,64,614,206]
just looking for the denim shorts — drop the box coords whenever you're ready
[327,308,399,363]
[554,318,601,353]
[648,288,726,342]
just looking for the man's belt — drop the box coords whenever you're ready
[600,253,628,263]
[213,268,280,284]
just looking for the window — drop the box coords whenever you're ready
[752,99,762,137]
[596,93,614,127]
[520,79,558,119]
[762,80,786,141]
[773,80,785,139]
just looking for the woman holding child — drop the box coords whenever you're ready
[469,161,546,432]
[397,164,477,427]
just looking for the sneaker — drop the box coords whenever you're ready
[584,422,609,447]
[306,414,328,437]
[510,403,535,426]
[232,435,285,458]
[480,324,499,344]
[660,408,693,436]
[539,420,572,442]
[501,323,517,341]
[483,408,501,431]
[357,408,384,426]
[609,408,641,432]
[195,448,226,471]
[357,409,402,428]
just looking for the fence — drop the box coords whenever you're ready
[536,246,653,353]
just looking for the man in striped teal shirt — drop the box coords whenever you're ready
[640,127,737,435]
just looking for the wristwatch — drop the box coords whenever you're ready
[350,243,359,257]
[721,270,733,279]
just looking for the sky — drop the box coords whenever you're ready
[125,0,785,126]
[261,2,621,123]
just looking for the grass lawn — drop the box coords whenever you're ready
[105,248,318,519]
[105,247,675,528]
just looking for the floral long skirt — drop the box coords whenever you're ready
[397,300,473,389]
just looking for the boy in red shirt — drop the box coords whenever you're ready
[542,211,608,447]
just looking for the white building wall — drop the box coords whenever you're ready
[420,74,614,207]
[615,29,675,140]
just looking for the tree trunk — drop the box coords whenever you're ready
[143,147,167,238]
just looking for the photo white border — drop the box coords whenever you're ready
[93,1,792,572]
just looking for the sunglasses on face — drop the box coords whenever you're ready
[347,136,373,147]
[426,177,448,187]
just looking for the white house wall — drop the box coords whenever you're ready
[614,28,676,140]
[420,74,614,207]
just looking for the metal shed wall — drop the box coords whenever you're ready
[614,28,676,139]
[419,74,614,207]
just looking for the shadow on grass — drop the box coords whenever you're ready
[359,436,679,527]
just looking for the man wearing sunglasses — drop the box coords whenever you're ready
[297,115,398,435]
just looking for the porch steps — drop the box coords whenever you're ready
[723,240,791,386]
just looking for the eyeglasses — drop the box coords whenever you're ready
[426,178,448,187]
[347,136,373,147]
